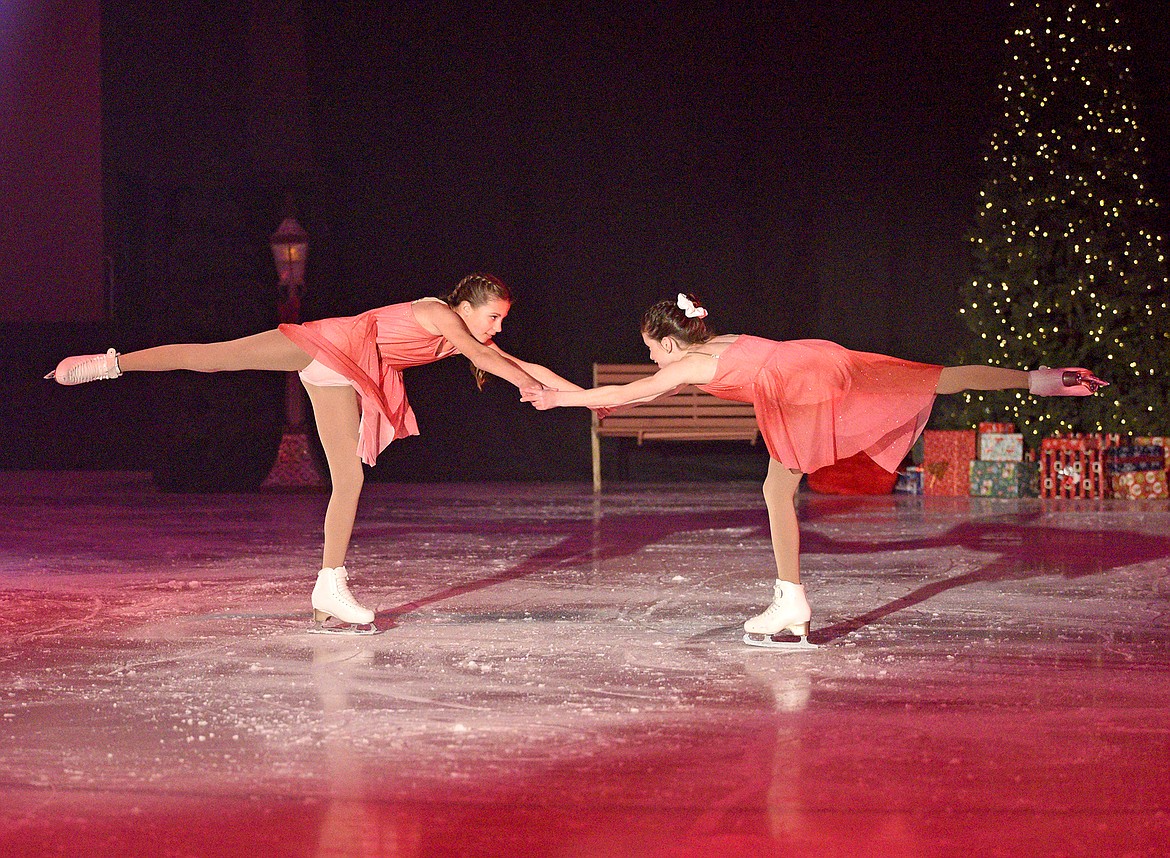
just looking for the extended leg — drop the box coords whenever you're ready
[303,382,376,632]
[47,329,312,384]
[936,364,1107,397]
[119,329,311,373]
[935,365,1028,395]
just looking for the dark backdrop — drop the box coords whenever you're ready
[3,0,1168,484]
[0,0,102,322]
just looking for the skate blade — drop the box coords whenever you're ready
[308,622,381,636]
[743,632,818,651]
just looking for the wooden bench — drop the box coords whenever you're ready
[591,363,761,491]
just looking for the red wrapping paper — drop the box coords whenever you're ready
[923,430,976,496]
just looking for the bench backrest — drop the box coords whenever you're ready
[592,363,757,427]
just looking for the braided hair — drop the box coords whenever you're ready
[444,272,513,389]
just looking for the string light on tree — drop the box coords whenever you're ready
[942,0,1169,444]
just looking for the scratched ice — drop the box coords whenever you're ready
[1,471,1168,857]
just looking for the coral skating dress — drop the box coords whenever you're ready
[698,336,943,474]
[278,299,458,466]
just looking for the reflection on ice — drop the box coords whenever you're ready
[0,473,1168,855]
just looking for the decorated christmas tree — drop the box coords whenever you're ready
[946,0,1169,444]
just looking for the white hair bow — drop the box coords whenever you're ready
[677,293,708,319]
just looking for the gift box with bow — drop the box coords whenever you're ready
[978,422,1016,434]
[923,430,976,496]
[1040,437,1105,498]
[1131,437,1170,472]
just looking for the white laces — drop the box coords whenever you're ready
[331,568,364,609]
[64,349,120,383]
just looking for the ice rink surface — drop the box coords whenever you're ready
[1,471,1168,857]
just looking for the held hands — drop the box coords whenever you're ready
[521,385,559,410]
[520,384,609,415]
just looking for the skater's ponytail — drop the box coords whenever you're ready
[445,273,514,390]
[641,293,715,345]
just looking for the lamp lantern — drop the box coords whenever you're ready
[269,216,309,293]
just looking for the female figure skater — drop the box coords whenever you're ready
[524,293,1108,649]
[47,273,579,633]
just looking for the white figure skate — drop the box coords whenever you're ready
[743,579,817,650]
[45,349,123,385]
[310,566,379,635]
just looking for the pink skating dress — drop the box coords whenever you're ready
[278,300,458,466]
[699,335,943,474]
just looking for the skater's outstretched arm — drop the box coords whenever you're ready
[489,344,585,393]
[524,355,706,410]
[414,299,546,396]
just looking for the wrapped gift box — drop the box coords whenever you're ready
[1133,436,1170,471]
[923,430,976,496]
[1042,433,1122,452]
[1040,436,1105,498]
[978,432,1024,462]
[1112,470,1169,500]
[910,435,925,465]
[1103,445,1166,474]
[894,466,924,495]
[1104,443,1167,499]
[978,422,1016,434]
[969,460,1039,497]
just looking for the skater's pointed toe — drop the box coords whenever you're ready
[1028,367,1109,397]
[1069,369,1109,393]
[48,349,122,385]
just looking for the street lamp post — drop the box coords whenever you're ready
[263,214,323,488]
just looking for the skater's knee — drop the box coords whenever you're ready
[328,458,364,497]
[763,463,802,501]
[762,472,779,498]
[341,466,364,495]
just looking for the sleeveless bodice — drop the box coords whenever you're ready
[279,300,459,465]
